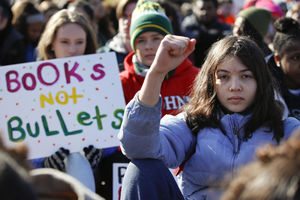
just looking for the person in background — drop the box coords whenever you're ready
[221,127,300,200]
[243,0,284,18]
[35,9,102,193]
[243,0,284,46]
[181,0,232,68]
[38,0,59,24]
[217,0,235,26]
[0,0,26,66]
[86,0,116,47]
[267,17,300,121]
[12,0,44,62]
[90,0,116,47]
[287,2,300,23]
[158,0,183,36]
[118,33,300,199]
[97,0,137,72]
[54,0,73,9]
[67,0,100,47]
[67,0,94,26]
[233,7,272,56]
[180,2,193,17]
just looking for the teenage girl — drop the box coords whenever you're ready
[118,35,300,200]
[35,9,101,192]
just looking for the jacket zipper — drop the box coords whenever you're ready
[231,125,240,174]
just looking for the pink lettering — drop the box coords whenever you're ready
[6,70,21,93]
[91,64,105,80]
[37,62,59,86]
[22,73,36,90]
[64,62,83,84]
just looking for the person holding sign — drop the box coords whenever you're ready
[37,9,97,60]
[118,33,300,199]
[33,9,103,193]
[96,0,200,199]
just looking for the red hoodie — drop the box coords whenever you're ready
[120,52,200,117]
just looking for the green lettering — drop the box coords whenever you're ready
[93,105,107,130]
[77,112,92,126]
[7,116,25,142]
[42,115,59,136]
[56,110,82,135]
[111,109,124,129]
[26,122,40,137]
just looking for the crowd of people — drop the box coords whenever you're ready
[0,0,300,199]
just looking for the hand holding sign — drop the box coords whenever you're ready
[83,145,104,169]
[43,147,70,171]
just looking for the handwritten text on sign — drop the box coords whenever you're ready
[0,53,125,159]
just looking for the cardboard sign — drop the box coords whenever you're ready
[0,52,125,159]
[112,163,128,200]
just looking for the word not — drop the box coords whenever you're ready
[6,62,105,93]
[40,87,83,108]
[7,106,124,142]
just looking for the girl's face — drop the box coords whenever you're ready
[193,0,217,24]
[27,22,43,44]
[52,23,87,58]
[134,31,164,67]
[215,56,257,113]
[276,41,300,89]
[119,2,136,41]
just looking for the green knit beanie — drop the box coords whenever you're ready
[130,0,173,51]
[238,7,272,38]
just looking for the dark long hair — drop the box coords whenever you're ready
[273,17,300,57]
[184,35,284,143]
[12,0,42,44]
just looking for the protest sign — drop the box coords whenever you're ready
[0,52,125,159]
[113,163,128,200]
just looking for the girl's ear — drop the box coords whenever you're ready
[274,54,281,67]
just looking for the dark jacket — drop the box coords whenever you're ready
[97,33,130,72]
[181,14,232,67]
[0,0,26,66]
[267,54,300,120]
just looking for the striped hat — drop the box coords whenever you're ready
[130,0,173,51]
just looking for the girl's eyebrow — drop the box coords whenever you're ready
[216,69,251,73]
[216,69,229,73]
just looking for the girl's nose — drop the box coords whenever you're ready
[229,78,242,91]
[68,44,76,54]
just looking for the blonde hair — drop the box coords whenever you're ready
[37,9,97,60]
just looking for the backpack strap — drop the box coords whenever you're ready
[172,143,196,176]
